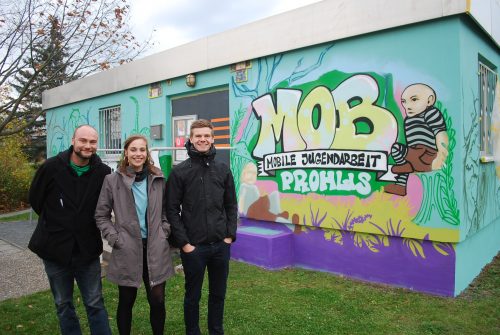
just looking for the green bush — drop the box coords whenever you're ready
[0,133,35,212]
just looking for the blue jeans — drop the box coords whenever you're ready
[181,241,230,335]
[43,257,111,335]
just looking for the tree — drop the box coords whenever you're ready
[0,0,151,137]
[10,16,70,160]
[0,85,34,211]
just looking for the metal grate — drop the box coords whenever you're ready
[99,105,121,155]
[479,62,497,157]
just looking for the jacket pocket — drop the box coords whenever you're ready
[28,218,49,252]
[114,233,124,249]
[158,226,167,240]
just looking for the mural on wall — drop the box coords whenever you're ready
[231,45,460,263]
[464,76,500,237]
[128,96,150,137]
[386,84,448,196]
[495,79,500,179]
[46,95,150,163]
[47,107,91,156]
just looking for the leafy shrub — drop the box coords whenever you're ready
[0,133,35,212]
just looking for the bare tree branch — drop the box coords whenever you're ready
[0,0,152,137]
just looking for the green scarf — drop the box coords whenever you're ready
[70,160,90,177]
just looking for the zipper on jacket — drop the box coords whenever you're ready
[201,175,209,238]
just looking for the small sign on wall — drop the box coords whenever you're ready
[231,61,252,83]
[149,82,162,98]
[150,124,163,140]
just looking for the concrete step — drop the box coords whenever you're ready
[232,225,293,270]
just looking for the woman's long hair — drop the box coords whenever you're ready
[118,135,160,175]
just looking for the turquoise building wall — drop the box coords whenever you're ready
[455,16,500,295]
[45,15,499,296]
[45,85,169,157]
[46,67,230,157]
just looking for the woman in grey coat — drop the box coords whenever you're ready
[95,135,174,335]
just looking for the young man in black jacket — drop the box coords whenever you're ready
[29,125,112,335]
[166,119,238,335]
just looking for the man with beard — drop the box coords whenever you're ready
[29,125,112,335]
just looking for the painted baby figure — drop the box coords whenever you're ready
[238,162,289,222]
[385,83,449,196]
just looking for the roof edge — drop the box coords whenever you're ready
[43,0,469,110]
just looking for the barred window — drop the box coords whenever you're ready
[479,60,497,161]
[99,105,121,154]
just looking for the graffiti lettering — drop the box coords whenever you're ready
[252,74,397,159]
[330,75,397,151]
[265,153,296,169]
[301,151,382,168]
[252,89,305,158]
[297,86,336,149]
[281,170,372,195]
[259,149,388,176]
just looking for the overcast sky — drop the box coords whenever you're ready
[128,0,322,56]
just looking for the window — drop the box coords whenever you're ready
[99,105,121,154]
[479,60,497,161]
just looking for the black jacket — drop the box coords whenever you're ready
[166,140,238,248]
[28,146,111,265]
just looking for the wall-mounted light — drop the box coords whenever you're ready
[186,73,196,87]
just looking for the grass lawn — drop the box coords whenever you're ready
[0,211,37,222]
[0,254,499,334]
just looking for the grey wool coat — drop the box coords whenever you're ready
[95,166,174,288]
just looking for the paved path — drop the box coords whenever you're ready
[0,220,37,248]
[0,220,49,301]
[0,208,32,219]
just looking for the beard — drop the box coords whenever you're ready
[73,148,93,161]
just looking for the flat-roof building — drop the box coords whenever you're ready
[43,0,500,296]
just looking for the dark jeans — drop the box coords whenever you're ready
[180,241,231,335]
[43,257,111,335]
